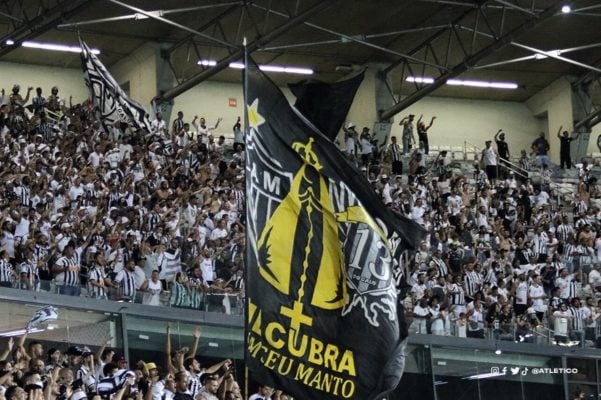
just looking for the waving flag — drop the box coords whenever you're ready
[288,71,364,141]
[26,305,58,332]
[80,39,152,134]
[244,57,425,400]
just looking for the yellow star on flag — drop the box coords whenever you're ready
[247,98,265,128]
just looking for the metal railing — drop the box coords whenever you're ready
[409,317,594,348]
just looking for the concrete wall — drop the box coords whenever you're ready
[526,77,574,163]
[172,80,246,134]
[0,54,578,159]
[383,96,543,158]
[171,73,544,157]
[0,60,88,103]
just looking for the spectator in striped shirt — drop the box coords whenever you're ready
[53,243,80,296]
[569,297,586,344]
[0,250,14,287]
[31,87,46,115]
[172,111,185,135]
[113,259,137,301]
[87,252,109,299]
[158,239,182,285]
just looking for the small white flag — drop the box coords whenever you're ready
[26,306,58,332]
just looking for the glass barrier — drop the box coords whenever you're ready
[408,313,600,349]
[0,300,123,366]
[431,347,565,400]
[5,279,244,316]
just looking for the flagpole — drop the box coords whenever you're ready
[242,35,250,400]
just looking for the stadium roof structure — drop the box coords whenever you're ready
[1,0,601,119]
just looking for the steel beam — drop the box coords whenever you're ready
[574,108,601,131]
[156,0,339,104]
[0,0,95,58]
[379,1,564,121]
[476,42,601,70]
[458,26,601,74]
[107,0,237,50]
[249,3,447,70]
[381,1,490,75]
[166,3,241,55]
[58,3,241,28]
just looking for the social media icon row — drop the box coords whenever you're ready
[491,366,529,375]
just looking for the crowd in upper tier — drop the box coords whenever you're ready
[1,82,600,363]
[0,85,246,315]
[342,114,601,346]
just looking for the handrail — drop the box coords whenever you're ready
[464,139,530,179]
[463,139,481,155]
[498,158,529,179]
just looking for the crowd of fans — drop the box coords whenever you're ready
[0,326,291,400]
[1,82,601,346]
[1,80,601,399]
[0,85,246,315]
[342,116,601,346]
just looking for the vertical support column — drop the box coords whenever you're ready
[571,82,593,163]
[373,69,394,149]
[156,45,178,124]
[562,356,569,400]
[428,344,438,400]
[120,312,130,363]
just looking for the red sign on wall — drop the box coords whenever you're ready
[228,98,237,107]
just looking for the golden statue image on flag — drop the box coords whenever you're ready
[258,137,347,314]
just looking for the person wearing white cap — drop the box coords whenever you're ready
[359,127,373,167]
[342,122,358,164]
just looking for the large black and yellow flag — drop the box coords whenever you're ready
[288,71,364,141]
[245,58,425,400]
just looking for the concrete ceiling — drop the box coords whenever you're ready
[1,0,601,110]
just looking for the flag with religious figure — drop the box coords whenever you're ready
[244,57,425,400]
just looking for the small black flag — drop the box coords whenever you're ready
[289,71,364,141]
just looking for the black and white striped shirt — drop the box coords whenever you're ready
[464,271,481,297]
[388,143,402,162]
[14,185,30,207]
[556,224,574,243]
[147,212,161,232]
[158,250,181,281]
[429,257,448,278]
[19,260,38,281]
[233,189,245,208]
[107,191,121,208]
[88,266,107,298]
[532,232,548,255]
[567,280,580,300]
[38,122,54,140]
[0,259,13,283]
[32,95,46,114]
[449,283,465,306]
[55,256,80,286]
[569,306,585,331]
[563,243,576,260]
[114,269,136,299]
[173,118,185,133]
[34,243,50,262]
[481,267,496,286]
[186,371,201,398]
